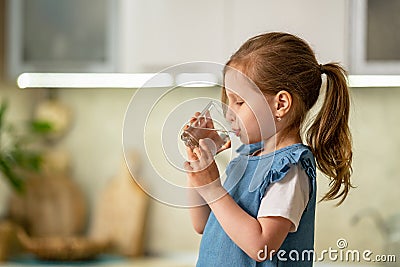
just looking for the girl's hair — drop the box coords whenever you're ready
[222,32,353,205]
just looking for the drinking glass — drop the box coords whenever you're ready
[180,101,233,154]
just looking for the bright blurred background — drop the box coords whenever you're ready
[0,0,399,266]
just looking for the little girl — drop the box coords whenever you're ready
[184,32,353,266]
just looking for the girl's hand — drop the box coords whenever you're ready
[185,112,231,154]
[184,139,226,202]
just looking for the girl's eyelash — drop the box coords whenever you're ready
[227,96,244,105]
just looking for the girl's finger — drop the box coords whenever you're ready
[217,140,231,154]
[183,161,193,171]
[203,110,215,129]
[186,146,198,161]
[193,147,201,159]
[189,112,202,123]
[200,138,216,159]
[196,143,206,163]
[186,159,200,171]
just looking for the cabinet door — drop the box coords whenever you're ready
[118,0,227,72]
[227,0,346,65]
[7,0,118,79]
[350,0,400,74]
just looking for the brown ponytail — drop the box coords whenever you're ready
[306,63,353,205]
[224,32,353,205]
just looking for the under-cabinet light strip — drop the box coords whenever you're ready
[347,75,400,88]
[17,73,175,88]
[16,73,400,89]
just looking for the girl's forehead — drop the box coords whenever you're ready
[225,89,241,98]
[224,69,262,100]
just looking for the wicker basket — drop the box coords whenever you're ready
[17,229,109,261]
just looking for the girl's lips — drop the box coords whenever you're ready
[232,128,240,137]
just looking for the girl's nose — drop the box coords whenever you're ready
[225,106,236,122]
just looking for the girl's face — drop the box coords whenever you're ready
[224,69,275,144]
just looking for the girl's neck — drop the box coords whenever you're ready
[258,131,302,156]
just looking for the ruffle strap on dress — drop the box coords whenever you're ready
[255,144,317,201]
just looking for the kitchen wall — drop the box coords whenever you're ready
[0,0,4,79]
[316,86,400,255]
[1,0,399,260]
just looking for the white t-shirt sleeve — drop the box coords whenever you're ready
[257,164,310,232]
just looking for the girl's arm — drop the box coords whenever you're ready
[185,140,292,261]
[188,183,211,234]
[189,204,211,234]
[186,146,211,234]
[204,187,292,261]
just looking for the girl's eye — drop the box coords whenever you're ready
[236,101,244,106]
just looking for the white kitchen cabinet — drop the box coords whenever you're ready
[225,0,347,65]
[117,0,229,73]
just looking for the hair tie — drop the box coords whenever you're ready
[319,64,325,74]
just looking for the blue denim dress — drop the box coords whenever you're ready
[196,142,317,267]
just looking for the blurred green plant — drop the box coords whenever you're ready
[0,100,53,193]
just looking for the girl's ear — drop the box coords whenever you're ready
[274,90,292,118]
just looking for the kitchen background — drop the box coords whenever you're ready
[0,0,399,266]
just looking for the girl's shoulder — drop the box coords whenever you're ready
[267,143,316,184]
[229,142,316,183]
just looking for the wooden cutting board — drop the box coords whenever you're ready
[89,151,149,257]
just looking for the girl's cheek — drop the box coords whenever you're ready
[226,106,238,123]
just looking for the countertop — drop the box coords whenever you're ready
[0,254,197,267]
[0,254,383,267]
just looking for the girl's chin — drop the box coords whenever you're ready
[238,134,245,143]
[239,136,251,144]
[241,136,263,145]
